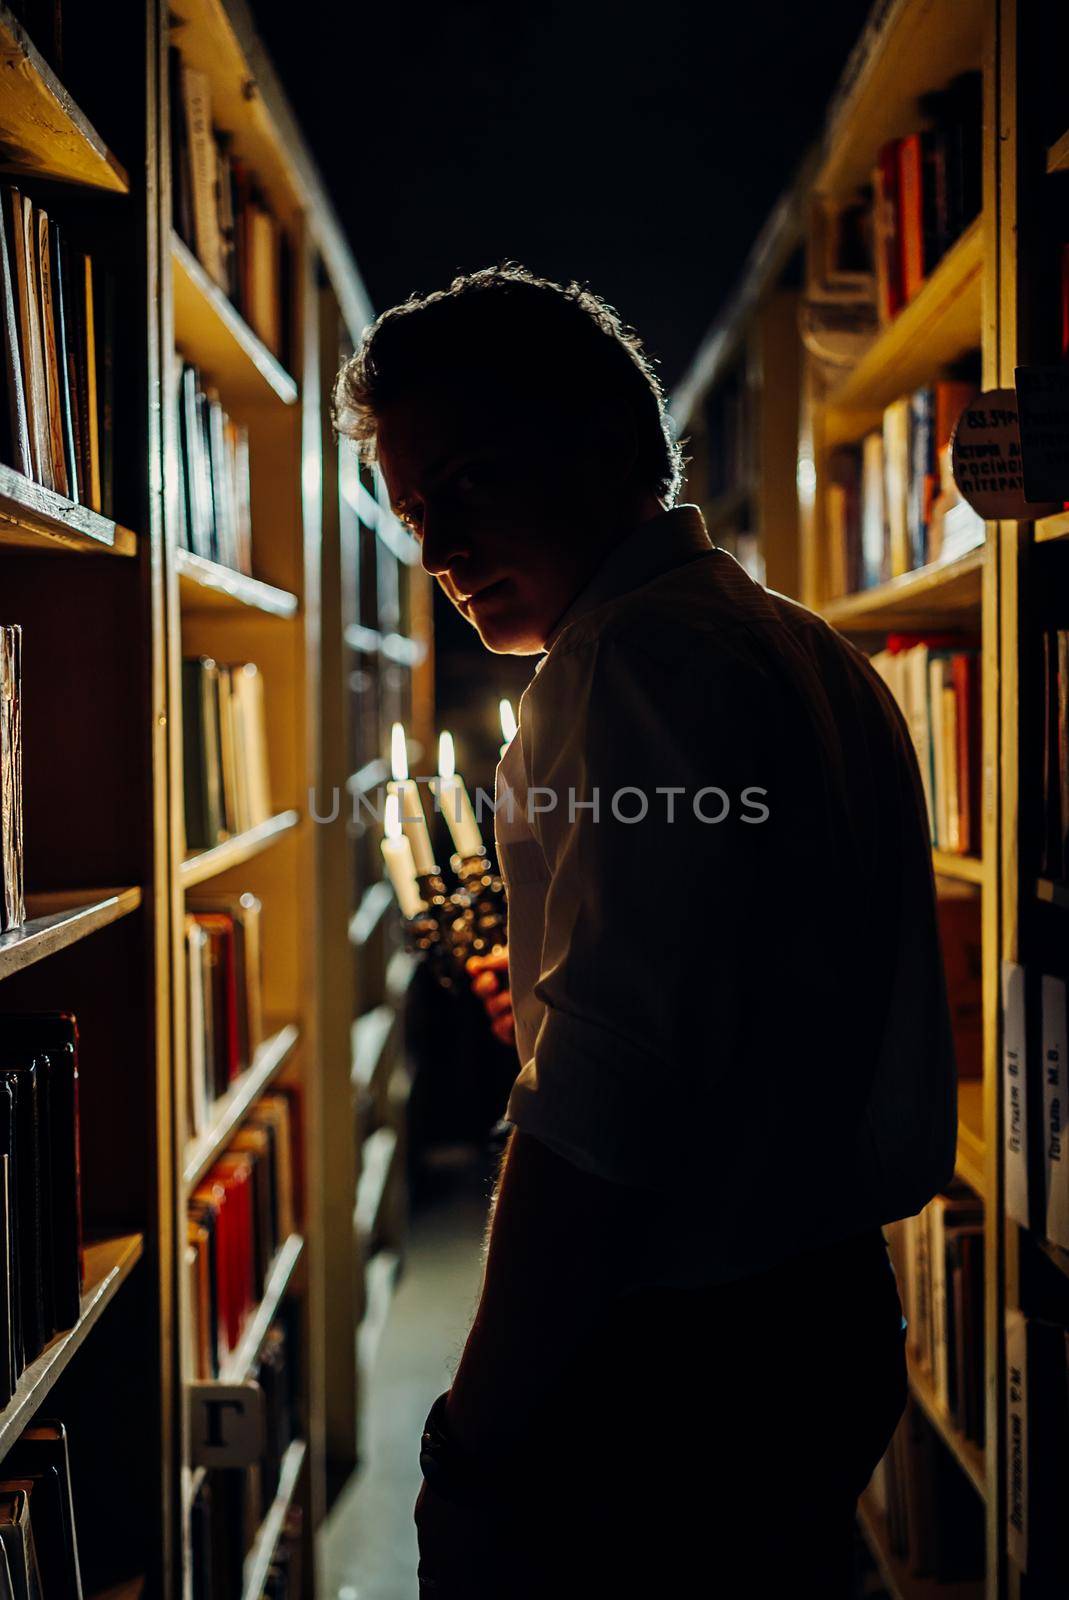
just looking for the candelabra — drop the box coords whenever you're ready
[404,852,508,989]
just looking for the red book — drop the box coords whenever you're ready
[898,134,926,302]
[195,913,241,1085]
[216,1153,254,1349]
[192,1177,226,1370]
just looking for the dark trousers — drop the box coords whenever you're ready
[499,1227,907,1598]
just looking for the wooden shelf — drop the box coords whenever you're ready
[0,5,129,192]
[956,1080,985,1199]
[355,1127,398,1244]
[175,549,298,617]
[351,1005,395,1094]
[907,1355,987,1501]
[932,851,984,886]
[1034,511,1069,544]
[823,222,982,440]
[171,233,298,407]
[220,1233,305,1384]
[349,880,393,948]
[0,465,137,556]
[0,1234,143,1468]
[857,1492,985,1600]
[242,1437,306,1600]
[181,810,300,888]
[357,1250,400,1378]
[0,888,142,982]
[821,545,985,632]
[1036,877,1069,910]
[184,1025,300,1190]
[1046,129,1069,175]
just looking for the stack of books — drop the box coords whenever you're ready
[0,1015,84,1402]
[1,626,23,932]
[186,892,265,1136]
[826,377,983,595]
[0,1419,85,1593]
[869,1399,986,1581]
[0,187,112,513]
[869,634,981,856]
[871,72,983,322]
[176,362,253,574]
[181,657,273,851]
[888,1185,986,1446]
[187,1090,298,1379]
[191,1306,302,1596]
[1041,628,1069,886]
[169,47,291,362]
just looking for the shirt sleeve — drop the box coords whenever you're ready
[505,619,771,1189]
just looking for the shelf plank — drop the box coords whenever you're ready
[220,1234,305,1384]
[956,1080,985,1199]
[907,1356,987,1501]
[1047,129,1069,176]
[349,880,393,948]
[0,5,129,192]
[354,1127,398,1244]
[357,1250,400,1379]
[184,1024,300,1190]
[1034,511,1069,544]
[242,1437,306,1600]
[0,888,142,982]
[822,546,985,632]
[181,810,300,889]
[0,1234,143,1467]
[823,222,982,435]
[171,233,297,407]
[932,850,984,886]
[175,549,298,618]
[857,1492,985,1600]
[351,1005,395,1094]
[0,465,137,555]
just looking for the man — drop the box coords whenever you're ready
[334,266,956,1597]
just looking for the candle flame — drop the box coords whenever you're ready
[438,730,456,780]
[499,698,517,743]
[384,791,402,840]
[390,722,409,781]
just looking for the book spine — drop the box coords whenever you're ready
[1005,1308,1027,1572]
[34,208,68,498]
[0,188,31,477]
[1042,975,1069,1249]
[1003,960,1029,1228]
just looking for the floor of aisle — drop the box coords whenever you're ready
[322,1175,489,1600]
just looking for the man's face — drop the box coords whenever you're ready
[377,381,609,654]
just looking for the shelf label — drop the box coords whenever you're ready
[951,388,1058,521]
[1014,365,1069,503]
[189,1381,266,1467]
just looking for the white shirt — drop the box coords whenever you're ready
[494,505,957,1289]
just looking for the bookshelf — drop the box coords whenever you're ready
[0,0,432,1591]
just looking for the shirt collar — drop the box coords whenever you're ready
[541,504,714,656]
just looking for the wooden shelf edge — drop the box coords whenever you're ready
[0,887,142,983]
[0,6,129,193]
[1034,511,1069,544]
[221,1233,305,1385]
[357,1250,400,1379]
[906,1357,987,1501]
[241,1437,306,1600]
[171,232,298,407]
[1046,129,1069,175]
[932,850,984,885]
[184,1024,300,1190]
[354,1127,398,1244]
[0,1233,143,1466]
[349,880,394,948]
[181,810,300,888]
[0,466,137,555]
[821,544,985,631]
[351,1005,395,1094]
[175,548,299,618]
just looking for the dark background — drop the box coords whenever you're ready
[254,0,876,779]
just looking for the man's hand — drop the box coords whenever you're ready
[466,949,515,1047]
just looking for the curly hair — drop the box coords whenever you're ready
[332,263,683,505]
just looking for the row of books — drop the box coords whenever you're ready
[0,1419,84,1597]
[1003,960,1069,1249]
[0,1014,83,1405]
[182,657,273,852]
[1041,629,1069,885]
[868,1399,985,1582]
[186,893,265,1138]
[0,628,23,933]
[191,1307,301,1598]
[1005,1308,1069,1581]
[871,73,983,324]
[170,47,290,362]
[888,1185,985,1448]
[176,362,253,575]
[187,1090,298,1380]
[869,637,981,858]
[0,187,111,514]
[825,378,982,596]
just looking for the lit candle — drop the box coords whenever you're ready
[380,793,427,919]
[431,730,484,858]
[386,721,436,874]
[499,698,517,759]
